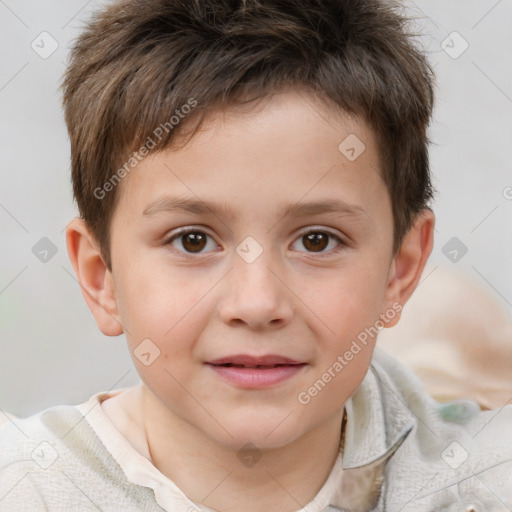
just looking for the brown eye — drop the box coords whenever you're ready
[180,232,207,252]
[291,229,345,255]
[166,229,218,256]
[302,232,329,252]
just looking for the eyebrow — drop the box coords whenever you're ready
[142,195,369,223]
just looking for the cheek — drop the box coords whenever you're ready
[299,287,380,417]
[121,298,208,399]
[300,263,387,396]
[114,262,214,358]
[306,266,386,337]
[110,255,212,416]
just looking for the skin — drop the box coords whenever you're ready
[67,89,434,512]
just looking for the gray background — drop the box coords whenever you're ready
[1,0,511,417]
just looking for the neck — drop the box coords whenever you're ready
[142,387,345,512]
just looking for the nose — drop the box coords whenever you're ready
[218,249,294,330]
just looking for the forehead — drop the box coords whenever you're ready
[114,89,389,227]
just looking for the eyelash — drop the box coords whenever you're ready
[163,227,346,260]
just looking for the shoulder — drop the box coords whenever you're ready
[0,405,86,510]
[370,349,512,510]
[0,404,85,468]
[0,402,161,511]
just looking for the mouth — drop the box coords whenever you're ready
[212,362,303,369]
[206,354,307,388]
[207,354,304,366]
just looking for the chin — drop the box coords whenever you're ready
[211,413,304,452]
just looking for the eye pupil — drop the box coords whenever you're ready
[182,232,206,252]
[303,232,328,252]
[173,230,338,256]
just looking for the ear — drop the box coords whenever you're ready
[66,218,124,336]
[381,209,435,328]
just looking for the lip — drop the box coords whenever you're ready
[207,354,303,366]
[207,364,306,389]
[206,354,306,389]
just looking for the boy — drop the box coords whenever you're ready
[1,0,511,510]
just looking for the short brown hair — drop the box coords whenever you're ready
[62,0,435,270]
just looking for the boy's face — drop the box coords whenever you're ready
[84,90,425,449]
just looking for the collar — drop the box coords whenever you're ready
[342,347,416,469]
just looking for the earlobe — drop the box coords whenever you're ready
[382,209,435,328]
[66,218,124,336]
